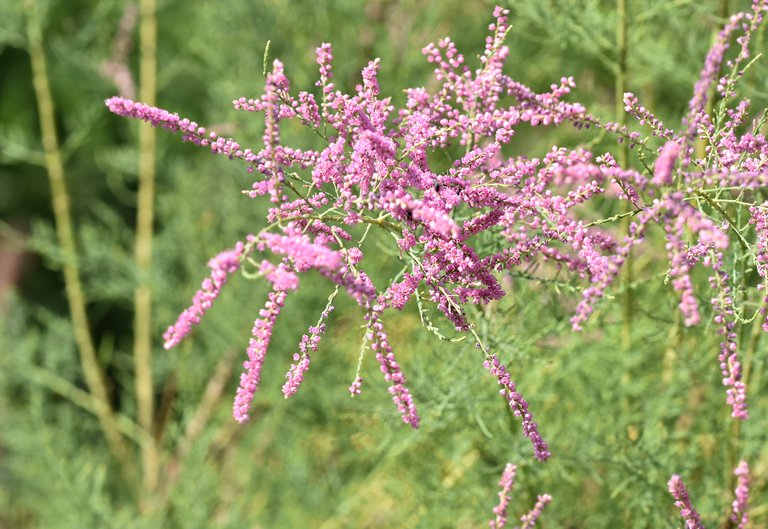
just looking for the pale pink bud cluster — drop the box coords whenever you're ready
[651,141,681,186]
[234,290,288,423]
[710,261,749,420]
[281,354,310,399]
[667,474,705,529]
[487,463,551,529]
[731,460,750,529]
[483,354,550,461]
[750,203,768,277]
[282,303,335,398]
[106,97,262,167]
[259,232,343,272]
[316,42,334,95]
[489,463,516,529]
[518,494,552,529]
[684,12,746,141]
[623,92,677,141]
[348,376,363,396]
[367,304,419,428]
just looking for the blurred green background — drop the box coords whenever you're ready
[2,0,768,527]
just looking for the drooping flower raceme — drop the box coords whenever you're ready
[484,354,549,461]
[162,241,246,350]
[487,462,551,529]
[518,494,552,529]
[281,301,334,399]
[668,474,705,529]
[489,463,516,529]
[234,288,290,423]
[732,460,750,528]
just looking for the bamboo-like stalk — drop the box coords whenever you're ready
[135,0,160,504]
[24,0,134,480]
[616,0,633,349]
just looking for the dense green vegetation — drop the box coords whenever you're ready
[2,1,767,527]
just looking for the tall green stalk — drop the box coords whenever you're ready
[135,0,160,506]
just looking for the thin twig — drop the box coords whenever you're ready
[697,191,750,252]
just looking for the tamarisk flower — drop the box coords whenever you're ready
[732,460,750,529]
[487,463,551,529]
[105,97,263,168]
[751,204,768,332]
[750,203,768,278]
[259,232,343,272]
[518,494,552,529]
[489,463,516,529]
[684,11,747,142]
[652,141,681,186]
[258,260,300,292]
[163,241,247,349]
[623,92,678,141]
[366,302,420,428]
[483,354,550,461]
[282,303,335,398]
[663,195,703,327]
[386,272,423,310]
[233,289,289,423]
[667,474,705,529]
[282,354,310,399]
[348,376,363,396]
[710,259,748,420]
[570,203,661,331]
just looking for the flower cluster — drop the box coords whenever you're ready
[667,460,751,529]
[484,354,549,461]
[489,463,516,529]
[161,242,246,349]
[667,474,705,529]
[108,3,768,493]
[233,289,288,423]
[518,494,552,529]
[731,460,750,529]
[487,463,551,529]
[282,300,335,399]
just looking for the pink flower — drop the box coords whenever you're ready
[731,460,750,528]
[667,474,705,529]
[483,354,550,461]
[651,141,681,186]
[163,241,247,349]
[233,290,288,422]
[489,463,516,529]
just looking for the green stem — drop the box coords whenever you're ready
[135,0,160,505]
[696,191,749,252]
[22,364,153,447]
[24,0,134,481]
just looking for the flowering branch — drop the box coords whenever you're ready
[107,5,768,500]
